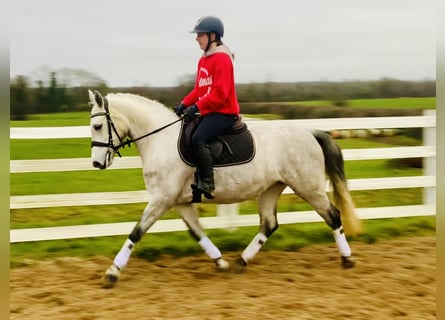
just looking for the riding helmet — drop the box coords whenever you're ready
[191,16,224,38]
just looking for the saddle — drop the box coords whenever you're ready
[178,116,255,167]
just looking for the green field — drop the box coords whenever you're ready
[289,97,436,109]
[10,111,90,127]
[10,97,436,267]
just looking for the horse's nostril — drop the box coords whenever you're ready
[93,161,102,168]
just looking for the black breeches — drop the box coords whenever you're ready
[191,113,237,146]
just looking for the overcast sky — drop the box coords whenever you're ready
[10,0,436,87]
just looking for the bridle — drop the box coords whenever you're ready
[90,97,183,157]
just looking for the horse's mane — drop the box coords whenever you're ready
[106,93,166,110]
[105,93,177,129]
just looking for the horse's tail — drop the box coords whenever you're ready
[312,130,362,236]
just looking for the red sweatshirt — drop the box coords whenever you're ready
[182,44,240,116]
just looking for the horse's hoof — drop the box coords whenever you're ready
[103,274,118,288]
[102,264,120,288]
[341,256,356,269]
[215,258,230,272]
[231,257,247,273]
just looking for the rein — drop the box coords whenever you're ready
[90,97,183,157]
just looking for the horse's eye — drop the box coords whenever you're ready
[94,124,103,130]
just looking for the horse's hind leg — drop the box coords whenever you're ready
[175,204,230,271]
[299,190,355,268]
[235,183,286,272]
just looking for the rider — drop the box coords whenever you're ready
[175,16,240,199]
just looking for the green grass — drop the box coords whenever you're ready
[10,138,140,160]
[288,97,436,109]
[10,216,436,268]
[11,169,146,195]
[346,97,436,109]
[11,138,91,160]
[335,136,421,148]
[10,111,90,127]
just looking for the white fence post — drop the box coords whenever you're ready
[423,109,436,206]
[216,203,240,231]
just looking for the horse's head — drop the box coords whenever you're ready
[88,89,128,169]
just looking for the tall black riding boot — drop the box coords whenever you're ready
[193,143,215,199]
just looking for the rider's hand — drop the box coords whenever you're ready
[183,105,199,121]
[173,103,186,117]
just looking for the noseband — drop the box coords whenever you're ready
[90,97,183,157]
[90,98,127,157]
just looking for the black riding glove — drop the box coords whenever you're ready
[174,103,186,116]
[183,105,199,121]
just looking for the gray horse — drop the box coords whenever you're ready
[88,90,361,287]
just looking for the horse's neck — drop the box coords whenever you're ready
[110,95,179,159]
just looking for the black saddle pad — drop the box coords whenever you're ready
[178,117,255,167]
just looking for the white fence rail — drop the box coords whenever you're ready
[10,111,436,243]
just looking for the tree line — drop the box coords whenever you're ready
[10,69,435,120]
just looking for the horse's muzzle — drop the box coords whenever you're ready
[93,161,106,169]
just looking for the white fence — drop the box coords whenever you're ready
[10,111,436,243]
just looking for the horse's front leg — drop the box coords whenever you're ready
[175,204,230,271]
[104,200,171,287]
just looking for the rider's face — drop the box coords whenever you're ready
[196,32,209,51]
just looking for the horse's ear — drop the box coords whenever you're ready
[88,90,95,106]
[93,90,104,107]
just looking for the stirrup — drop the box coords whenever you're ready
[202,190,215,200]
[191,171,214,201]
[197,178,214,199]
[191,182,214,200]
